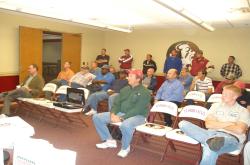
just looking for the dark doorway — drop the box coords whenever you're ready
[42,32,62,83]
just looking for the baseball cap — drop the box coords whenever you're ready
[101,64,110,69]
[233,80,246,89]
[128,69,143,79]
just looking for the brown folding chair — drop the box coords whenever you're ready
[134,101,178,157]
[162,105,208,164]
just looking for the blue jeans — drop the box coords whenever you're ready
[85,91,109,111]
[92,112,145,149]
[108,93,119,111]
[179,120,240,165]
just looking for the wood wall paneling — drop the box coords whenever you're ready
[19,26,43,83]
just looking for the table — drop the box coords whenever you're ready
[0,116,35,165]
[17,98,88,128]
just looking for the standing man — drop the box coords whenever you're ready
[190,50,214,76]
[92,69,151,158]
[0,64,44,116]
[142,54,157,75]
[163,49,182,74]
[179,85,250,165]
[96,48,110,68]
[220,56,242,79]
[118,49,133,70]
[155,68,184,126]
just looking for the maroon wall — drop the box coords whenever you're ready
[155,76,250,91]
[0,75,19,92]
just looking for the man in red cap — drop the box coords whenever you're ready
[92,69,151,158]
[234,81,250,111]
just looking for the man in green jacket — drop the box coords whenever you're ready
[0,64,44,116]
[93,69,151,158]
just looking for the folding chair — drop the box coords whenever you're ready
[134,101,178,156]
[207,93,222,103]
[42,83,58,100]
[218,127,250,165]
[184,91,206,107]
[43,83,57,93]
[162,105,208,164]
[55,85,70,95]
[77,88,90,100]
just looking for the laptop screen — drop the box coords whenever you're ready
[66,88,85,105]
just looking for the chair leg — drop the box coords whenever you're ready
[161,140,171,162]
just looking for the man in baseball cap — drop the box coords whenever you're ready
[92,69,151,158]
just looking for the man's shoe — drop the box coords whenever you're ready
[117,146,130,158]
[85,109,97,116]
[96,140,117,149]
[206,137,225,151]
[0,114,8,119]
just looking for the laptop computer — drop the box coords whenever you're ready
[53,88,85,109]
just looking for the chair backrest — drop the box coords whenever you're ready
[207,93,222,103]
[179,105,208,121]
[55,85,70,94]
[185,91,206,102]
[77,88,90,100]
[42,83,57,93]
[151,101,178,117]
[66,88,85,105]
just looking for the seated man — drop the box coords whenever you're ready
[84,71,128,115]
[109,65,119,79]
[244,141,250,165]
[90,61,101,76]
[92,69,151,158]
[84,65,115,115]
[54,61,75,86]
[45,61,75,99]
[155,68,184,126]
[179,67,193,95]
[234,81,250,110]
[0,64,44,116]
[214,73,236,94]
[69,66,95,88]
[179,85,250,165]
[190,69,213,99]
[58,66,95,101]
[142,68,157,93]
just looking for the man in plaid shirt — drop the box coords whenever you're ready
[220,56,242,79]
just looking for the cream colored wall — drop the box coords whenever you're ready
[0,10,104,75]
[104,28,250,82]
[1,10,250,82]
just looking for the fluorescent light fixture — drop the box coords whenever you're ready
[200,22,215,31]
[153,0,215,31]
[106,26,132,33]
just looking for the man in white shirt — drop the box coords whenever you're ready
[179,85,250,165]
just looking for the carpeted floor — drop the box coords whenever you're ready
[7,105,242,165]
